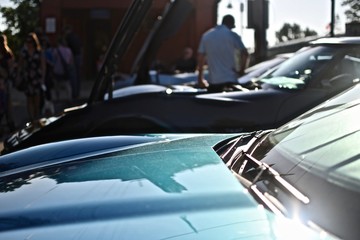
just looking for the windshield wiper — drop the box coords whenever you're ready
[220,130,271,166]
[229,151,310,216]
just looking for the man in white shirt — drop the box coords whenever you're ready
[197,15,249,92]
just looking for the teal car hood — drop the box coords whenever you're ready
[0,134,334,239]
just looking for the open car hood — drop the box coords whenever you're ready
[89,0,194,104]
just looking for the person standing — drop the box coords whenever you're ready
[52,37,74,100]
[41,38,55,102]
[64,25,82,99]
[0,34,15,132]
[197,14,249,92]
[19,32,46,122]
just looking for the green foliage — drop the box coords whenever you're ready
[276,23,318,43]
[341,0,360,22]
[0,0,41,56]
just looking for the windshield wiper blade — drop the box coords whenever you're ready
[220,130,272,167]
[231,152,310,213]
[248,153,309,204]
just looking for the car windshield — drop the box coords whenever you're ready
[266,89,360,190]
[247,84,360,239]
[259,45,360,90]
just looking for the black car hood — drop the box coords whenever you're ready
[89,0,194,103]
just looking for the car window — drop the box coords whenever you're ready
[327,52,360,81]
[260,45,360,90]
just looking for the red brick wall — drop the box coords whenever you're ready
[40,0,219,78]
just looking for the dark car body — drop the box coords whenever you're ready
[3,0,360,154]
[216,83,360,240]
[2,83,360,239]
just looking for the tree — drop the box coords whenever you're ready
[0,0,41,55]
[275,23,317,43]
[303,28,318,37]
[342,0,360,22]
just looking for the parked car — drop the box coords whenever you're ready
[2,82,360,239]
[115,53,290,88]
[238,52,293,86]
[0,137,336,240]
[3,0,360,155]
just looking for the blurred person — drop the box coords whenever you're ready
[41,37,56,116]
[0,33,16,132]
[42,38,55,101]
[64,25,82,99]
[174,47,197,73]
[18,32,46,122]
[197,14,249,92]
[52,37,74,100]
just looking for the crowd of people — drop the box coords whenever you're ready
[0,27,82,135]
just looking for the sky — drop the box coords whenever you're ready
[0,0,12,31]
[218,0,347,49]
[0,0,348,49]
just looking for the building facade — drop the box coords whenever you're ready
[40,0,220,79]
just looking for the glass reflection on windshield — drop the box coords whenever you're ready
[259,45,360,90]
[269,95,360,192]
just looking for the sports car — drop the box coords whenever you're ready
[3,0,360,154]
[2,82,360,239]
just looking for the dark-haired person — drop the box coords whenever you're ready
[19,32,46,122]
[197,14,249,92]
[0,34,15,132]
[64,25,82,99]
[174,47,197,73]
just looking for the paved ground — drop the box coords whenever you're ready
[0,80,94,151]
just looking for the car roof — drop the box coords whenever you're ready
[310,36,360,45]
